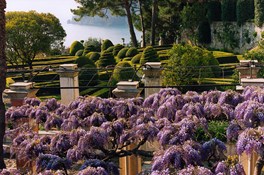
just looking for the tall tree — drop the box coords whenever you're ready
[138,0,146,47]
[6,11,66,70]
[0,0,6,169]
[150,0,158,46]
[72,0,138,47]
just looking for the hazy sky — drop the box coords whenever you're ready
[6,0,78,22]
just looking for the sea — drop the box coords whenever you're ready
[6,0,141,47]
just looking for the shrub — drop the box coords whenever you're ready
[126,47,139,57]
[110,61,139,86]
[221,0,237,22]
[113,44,124,56]
[255,0,264,27]
[95,50,116,68]
[244,50,264,77]
[74,55,94,68]
[106,46,114,52]
[123,57,132,61]
[69,41,84,56]
[198,21,211,44]
[83,37,101,52]
[117,47,129,59]
[206,1,222,22]
[216,56,239,64]
[140,46,159,65]
[87,52,100,62]
[131,53,141,64]
[79,63,98,86]
[101,39,114,51]
[75,49,84,56]
[83,45,96,56]
[236,0,254,25]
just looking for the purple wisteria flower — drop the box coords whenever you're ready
[177,165,213,175]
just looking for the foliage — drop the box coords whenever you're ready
[206,1,222,22]
[221,0,237,22]
[83,37,101,52]
[198,20,211,44]
[101,39,114,51]
[140,46,159,65]
[236,0,254,25]
[117,47,129,59]
[106,46,115,52]
[255,0,264,27]
[110,61,138,86]
[95,50,116,68]
[113,44,124,56]
[69,41,84,56]
[79,63,99,86]
[83,45,96,56]
[126,47,139,57]
[244,49,264,77]
[86,52,100,63]
[131,53,141,64]
[75,49,84,56]
[74,56,94,68]
[5,11,66,69]
[162,44,216,86]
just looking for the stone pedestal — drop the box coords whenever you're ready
[112,81,142,175]
[241,78,264,87]
[57,64,79,105]
[237,60,260,80]
[142,62,162,98]
[3,82,38,107]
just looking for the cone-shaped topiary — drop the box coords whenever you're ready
[83,45,96,56]
[70,41,84,56]
[96,50,116,68]
[140,46,159,65]
[131,53,142,64]
[75,49,84,56]
[126,47,139,57]
[117,47,129,59]
[86,52,100,62]
[110,61,139,86]
[74,55,95,68]
[101,39,114,51]
[113,44,124,56]
[106,46,115,52]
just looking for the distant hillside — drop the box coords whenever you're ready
[67,15,128,27]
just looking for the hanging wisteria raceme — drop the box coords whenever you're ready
[242,86,264,103]
[215,156,246,175]
[177,165,213,175]
[218,90,244,107]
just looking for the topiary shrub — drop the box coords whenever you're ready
[126,47,139,57]
[101,39,114,51]
[74,55,94,68]
[113,44,124,56]
[86,52,100,62]
[206,1,222,22]
[106,46,114,52]
[75,49,84,56]
[117,47,129,59]
[69,41,84,56]
[110,61,139,86]
[255,0,264,27]
[236,0,254,25]
[123,57,132,61]
[83,45,96,56]
[221,0,237,22]
[140,46,159,65]
[131,53,142,64]
[198,21,211,44]
[78,62,99,86]
[95,50,116,68]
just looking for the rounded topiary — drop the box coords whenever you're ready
[79,62,98,86]
[101,39,114,51]
[69,41,84,56]
[74,56,95,68]
[96,50,116,68]
[110,61,139,86]
[75,49,84,56]
[140,46,159,65]
[117,47,129,59]
[113,44,124,56]
[131,53,142,64]
[123,57,132,61]
[86,52,100,62]
[126,47,139,57]
[83,45,96,56]
[106,46,115,52]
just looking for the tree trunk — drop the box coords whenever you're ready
[151,0,158,46]
[138,0,146,47]
[124,0,138,48]
[0,0,6,169]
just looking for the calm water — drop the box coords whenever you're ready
[6,0,141,47]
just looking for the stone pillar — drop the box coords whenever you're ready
[142,62,162,98]
[3,82,38,107]
[112,81,142,175]
[237,60,260,80]
[57,64,79,105]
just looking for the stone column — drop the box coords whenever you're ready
[57,64,79,105]
[3,82,38,107]
[142,62,162,98]
[237,60,260,80]
[112,81,142,175]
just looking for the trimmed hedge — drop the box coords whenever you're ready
[74,56,95,68]
[216,55,239,64]
[140,46,159,65]
[79,63,98,86]
[106,46,114,52]
[131,53,141,64]
[75,49,84,56]
[83,45,96,56]
[117,47,129,59]
[113,44,124,56]
[126,47,139,57]
[96,50,116,68]
[69,41,84,56]
[86,52,100,62]
[101,39,114,51]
